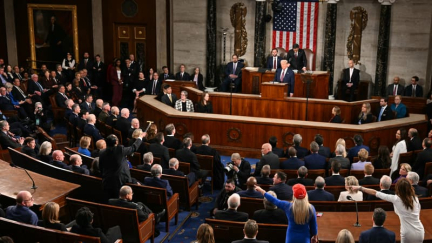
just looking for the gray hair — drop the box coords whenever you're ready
[310,141,319,153]
[119,185,132,198]
[380,175,392,189]
[298,166,308,178]
[34,102,42,109]
[227,193,240,209]
[293,134,302,145]
[143,152,153,164]
[201,134,210,144]
[263,191,277,210]
[181,90,188,97]
[39,141,52,156]
[407,171,419,185]
[231,153,241,161]
[336,144,345,156]
[315,176,325,189]
[4,83,12,89]
[169,158,179,168]
[151,164,162,177]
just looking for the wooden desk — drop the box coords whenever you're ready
[0,160,80,210]
[162,80,197,98]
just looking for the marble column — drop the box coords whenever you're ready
[92,0,104,60]
[322,0,339,95]
[374,0,395,96]
[206,0,217,87]
[4,0,18,65]
[254,0,266,67]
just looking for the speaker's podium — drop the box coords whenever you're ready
[261,82,288,100]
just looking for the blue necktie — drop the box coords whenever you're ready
[36,82,43,91]
[378,107,384,122]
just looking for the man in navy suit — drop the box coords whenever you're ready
[143,164,173,199]
[413,138,432,180]
[269,171,293,200]
[367,176,394,200]
[232,220,269,243]
[376,97,394,122]
[215,193,248,222]
[281,147,305,170]
[359,208,396,243]
[237,177,264,199]
[287,43,307,72]
[83,114,103,142]
[70,154,90,175]
[314,134,331,158]
[79,94,95,114]
[304,141,326,169]
[266,48,282,70]
[293,134,308,159]
[222,54,244,93]
[404,76,423,97]
[269,136,285,158]
[347,134,370,164]
[287,166,314,186]
[273,60,295,97]
[325,161,345,186]
[307,176,335,201]
[341,59,360,102]
[51,150,71,170]
[359,164,380,185]
[407,172,429,197]
[174,64,190,81]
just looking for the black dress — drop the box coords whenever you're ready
[330,115,342,123]
[133,79,147,97]
[196,102,213,113]
[356,113,373,124]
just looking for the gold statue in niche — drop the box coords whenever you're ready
[347,7,368,64]
[230,3,248,57]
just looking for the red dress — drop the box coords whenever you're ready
[110,68,123,106]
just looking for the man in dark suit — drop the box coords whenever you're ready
[174,64,190,81]
[237,177,264,199]
[114,108,131,145]
[286,43,307,72]
[79,94,95,114]
[78,52,93,72]
[386,76,404,96]
[273,60,295,96]
[148,132,170,169]
[252,190,287,224]
[163,123,182,150]
[105,106,119,127]
[163,158,196,187]
[70,154,90,175]
[55,64,67,85]
[21,137,38,158]
[215,193,248,222]
[254,165,273,185]
[161,66,174,80]
[76,110,88,131]
[413,138,432,180]
[84,114,103,142]
[359,208,396,243]
[51,150,71,170]
[287,166,314,186]
[407,128,422,152]
[147,72,162,95]
[404,76,423,97]
[281,147,305,170]
[367,176,394,200]
[64,99,74,121]
[136,152,153,171]
[341,59,360,102]
[307,176,335,201]
[221,54,244,93]
[254,143,279,176]
[232,220,270,243]
[226,153,252,188]
[12,66,23,81]
[12,79,32,115]
[212,179,241,216]
[0,120,24,149]
[160,85,178,108]
[269,136,285,158]
[99,133,146,201]
[27,74,47,104]
[347,134,370,164]
[55,85,69,108]
[269,171,293,200]
[325,161,345,186]
[407,172,429,197]
[176,137,208,181]
[196,134,225,190]
[359,164,380,185]
[376,97,394,122]
[91,139,106,158]
[266,48,283,70]
[92,55,105,87]
[0,87,28,119]
[143,164,174,198]
[304,141,326,169]
[314,134,331,158]
[94,99,103,119]
[293,134,308,159]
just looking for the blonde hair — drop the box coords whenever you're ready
[358,102,371,120]
[335,138,347,157]
[196,223,215,243]
[132,129,143,139]
[39,141,52,156]
[42,202,60,224]
[336,229,354,243]
[400,163,412,172]
[80,136,91,149]
[345,176,359,193]
[357,148,369,162]
[291,194,312,225]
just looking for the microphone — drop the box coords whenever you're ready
[346,195,361,227]
[10,163,38,190]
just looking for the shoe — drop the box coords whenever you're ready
[155,209,165,224]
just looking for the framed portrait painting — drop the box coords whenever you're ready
[27,4,79,69]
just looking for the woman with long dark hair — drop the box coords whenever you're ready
[196,92,213,113]
[191,67,204,90]
[374,145,391,169]
[110,59,123,106]
[62,52,76,82]
[196,223,215,243]
[390,128,408,176]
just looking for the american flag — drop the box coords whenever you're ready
[272,0,319,54]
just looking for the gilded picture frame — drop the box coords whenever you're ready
[27,4,79,69]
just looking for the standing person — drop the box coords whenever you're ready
[390,128,408,177]
[61,53,76,83]
[287,44,307,72]
[221,54,244,93]
[110,59,123,106]
[267,48,282,70]
[341,59,360,102]
[352,179,425,243]
[191,67,204,90]
[274,60,295,97]
[255,184,318,243]
[196,92,213,113]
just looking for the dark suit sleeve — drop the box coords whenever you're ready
[301,50,307,69]
[225,63,232,76]
[237,162,251,181]
[122,137,143,156]
[352,69,360,88]
[166,181,173,197]
[288,71,295,95]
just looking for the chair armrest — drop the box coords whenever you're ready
[166,193,179,219]
[138,213,155,243]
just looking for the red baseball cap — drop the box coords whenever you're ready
[293,184,306,199]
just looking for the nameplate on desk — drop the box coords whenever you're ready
[165,79,175,82]
[261,82,287,86]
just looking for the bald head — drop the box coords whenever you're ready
[261,143,272,155]
[131,118,140,128]
[246,177,257,189]
[121,108,130,118]
[52,150,64,161]
[96,99,103,108]
[16,191,33,206]
[96,139,106,150]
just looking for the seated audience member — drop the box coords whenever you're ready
[52,150,71,170]
[367,175,394,200]
[70,154,90,175]
[281,147,304,170]
[331,138,347,158]
[129,129,147,155]
[356,102,373,124]
[404,75,423,97]
[90,157,101,177]
[255,164,273,185]
[98,102,110,122]
[84,114,103,142]
[128,118,142,139]
[175,64,190,80]
[336,229,355,243]
[269,171,293,200]
[390,95,406,118]
[351,148,372,170]
[196,134,225,189]
[64,99,74,120]
[71,207,122,243]
[386,76,404,96]
[232,219,270,243]
[329,106,342,123]
[6,191,38,225]
[183,132,197,153]
[373,145,391,169]
[143,164,173,198]
[226,153,251,188]
[253,190,288,224]
[137,152,153,171]
[69,103,80,126]
[0,120,24,149]
[196,91,213,113]
[407,172,429,197]
[266,48,282,70]
[176,137,208,181]
[293,134,308,159]
[148,132,170,168]
[175,90,194,112]
[407,128,422,152]
[359,208,396,243]
[91,139,106,158]
[269,136,284,158]
[163,123,182,150]
[314,134,331,158]
[212,179,241,216]
[160,84,177,108]
[21,137,38,158]
[0,86,28,119]
[196,223,215,243]
[254,143,279,176]
[215,193,248,222]
[393,163,411,183]
[325,161,345,186]
[338,176,363,202]
[376,97,394,122]
[307,176,335,201]
[79,94,95,114]
[347,134,370,164]
[37,141,53,164]
[237,177,264,199]
[37,202,67,231]
[114,108,131,145]
[287,166,314,186]
[94,99,103,118]
[78,136,92,157]
[163,158,196,187]
[105,106,119,127]
[304,141,326,169]
[359,164,380,185]
[55,85,68,108]
[413,138,432,179]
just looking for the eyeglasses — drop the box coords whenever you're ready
[24,197,34,202]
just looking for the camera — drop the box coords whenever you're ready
[224,162,235,173]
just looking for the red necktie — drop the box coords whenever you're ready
[393,85,396,96]
[280,70,285,82]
